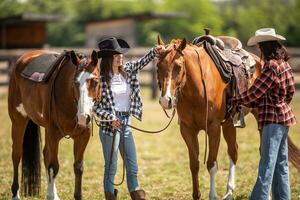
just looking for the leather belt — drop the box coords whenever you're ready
[116,111,129,116]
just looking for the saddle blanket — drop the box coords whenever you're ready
[21,53,63,82]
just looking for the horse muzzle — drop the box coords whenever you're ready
[78,114,91,126]
[159,96,173,110]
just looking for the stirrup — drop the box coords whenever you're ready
[232,107,246,128]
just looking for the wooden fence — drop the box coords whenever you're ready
[1,47,300,95]
[0,47,159,98]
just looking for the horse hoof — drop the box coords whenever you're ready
[222,191,233,200]
[209,195,219,200]
[12,190,21,200]
[47,195,60,200]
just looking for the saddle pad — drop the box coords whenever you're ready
[21,53,64,82]
[203,41,232,83]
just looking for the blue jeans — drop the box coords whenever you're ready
[99,115,139,194]
[250,124,290,200]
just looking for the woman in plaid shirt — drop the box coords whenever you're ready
[93,37,164,200]
[233,28,296,200]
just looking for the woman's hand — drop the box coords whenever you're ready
[111,119,122,130]
[155,45,166,54]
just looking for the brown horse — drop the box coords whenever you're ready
[8,50,100,200]
[156,37,300,200]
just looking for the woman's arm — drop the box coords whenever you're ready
[286,70,295,104]
[124,47,157,73]
[233,65,277,106]
[92,103,117,121]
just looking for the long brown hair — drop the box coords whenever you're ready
[258,41,289,61]
[100,55,127,84]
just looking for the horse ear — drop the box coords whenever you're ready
[70,50,78,65]
[157,35,165,45]
[91,50,98,65]
[178,38,187,51]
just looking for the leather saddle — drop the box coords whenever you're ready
[192,29,257,127]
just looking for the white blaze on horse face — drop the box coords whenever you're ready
[159,77,172,109]
[76,71,95,126]
[209,161,218,200]
[16,103,27,117]
[47,168,60,200]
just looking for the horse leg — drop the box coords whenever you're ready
[180,123,201,200]
[11,119,28,200]
[221,120,237,200]
[207,123,221,200]
[73,129,91,200]
[43,128,61,200]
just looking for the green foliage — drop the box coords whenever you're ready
[288,0,300,46]
[222,0,298,46]
[137,0,223,45]
[0,0,26,17]
[1,0,300,46]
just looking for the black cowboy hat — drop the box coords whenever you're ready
[97,37,130,58]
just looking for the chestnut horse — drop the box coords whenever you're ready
[8,50,100,200]
[156,37,300,200]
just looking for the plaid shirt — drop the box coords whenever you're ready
[93,48,157,135]
[234,59,296,129]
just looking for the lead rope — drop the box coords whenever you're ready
[195,49,208,164]
[107,128,126,186]
[93,108,176,134]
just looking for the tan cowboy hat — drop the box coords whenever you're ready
[247,28,286,46]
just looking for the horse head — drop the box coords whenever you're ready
[69,50,100,126]
[156,36,187,110]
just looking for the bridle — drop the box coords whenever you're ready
[157,44,187,116]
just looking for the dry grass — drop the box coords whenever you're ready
[0,89,299,200]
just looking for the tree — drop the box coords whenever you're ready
[137,0,223,45]
[222,0,295,45]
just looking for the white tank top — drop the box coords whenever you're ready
[110,74,132,112]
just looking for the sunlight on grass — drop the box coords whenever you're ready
[0,89,299,200]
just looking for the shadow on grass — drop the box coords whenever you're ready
[234,194,249,200]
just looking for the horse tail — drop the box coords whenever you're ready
[21,120,41,196]
[288,135,300,170]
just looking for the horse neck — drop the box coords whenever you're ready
[181,47,206,97]
[53,60,77,114]
[181,46,227,100]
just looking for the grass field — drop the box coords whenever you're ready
[0,88,299,200]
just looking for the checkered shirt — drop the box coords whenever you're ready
[93,48,157,135]
[234,59,297,129]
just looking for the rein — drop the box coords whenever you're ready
[194,49,209,164]
[49,51,86,139]
[49,52,72,139]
